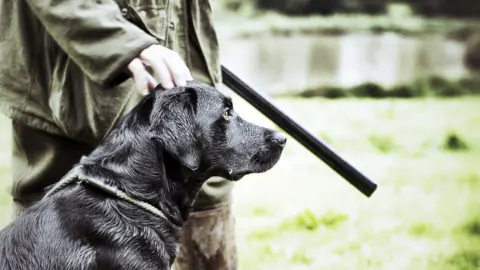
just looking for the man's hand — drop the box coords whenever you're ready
[127,44,193,95]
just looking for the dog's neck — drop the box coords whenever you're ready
[79,127,208,228]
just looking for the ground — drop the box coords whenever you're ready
[0,96,479,270]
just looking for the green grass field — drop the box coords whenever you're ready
[1,95,479,270]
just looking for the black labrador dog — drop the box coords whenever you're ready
[0,81,286,270]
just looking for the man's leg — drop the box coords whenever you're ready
[172,179,237,270]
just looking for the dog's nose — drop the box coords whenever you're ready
[271,132,287,147]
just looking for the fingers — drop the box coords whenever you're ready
[163,51,193,86]
[141,52,173,89]
[128,45,193,94]
[139,45,192,90]
[146,72,158,90]
[127,58,157,95]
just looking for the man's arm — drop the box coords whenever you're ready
[25,0,158,87]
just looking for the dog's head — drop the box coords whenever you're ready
[135,80,286,181]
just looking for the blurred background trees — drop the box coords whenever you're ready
[210,1,480,267]
[221,0,480,17]
[405,0,480,18]
[219,0,480,74]
[465,33,480,71]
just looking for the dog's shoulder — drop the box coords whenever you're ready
[0,186,176,269]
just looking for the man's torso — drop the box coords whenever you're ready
[0,0,222,145]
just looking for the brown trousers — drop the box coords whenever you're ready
[11,121,238,270]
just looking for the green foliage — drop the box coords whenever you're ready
[458,76,480,94]
[437,0,480,19]
[250,207,272,216]
[351,83,386,98]
[292,75,480,99]
[215,8,479,40]
[443,132,469,152]
[369,134,396,153]
[279,209,349,231]
[257,245,286,261]
[460,173,480,187]
[219,0,479,18]
[409,222,435,237]
[247,229,278,241]
[447,250,480,269]
[390,0,480,18]
[299,86,347,98]
[358,0,388,14]
[323,87,349,98]
[227,0,390,15]
[464,33,480,71]
[247,209,349,243]
[428,76,466,97]
[317,132,334,145]
[290,250,313,265]
[254,0,360,15]
[462,218,480,236]
[386,85,416,98]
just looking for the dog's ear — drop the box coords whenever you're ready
[149,88,201,170]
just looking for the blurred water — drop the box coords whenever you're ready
[219,32,468,95]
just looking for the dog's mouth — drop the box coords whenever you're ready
[223,145,285,181]
[203,140,286,182]
[253,142,285,164]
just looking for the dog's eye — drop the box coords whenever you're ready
[223,110,232,120]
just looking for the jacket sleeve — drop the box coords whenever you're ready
[25,0,159,87]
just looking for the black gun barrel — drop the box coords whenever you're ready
[221,66,378,197]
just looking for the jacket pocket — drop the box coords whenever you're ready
[121,4,168,45]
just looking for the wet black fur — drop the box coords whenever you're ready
[0,80,286,270]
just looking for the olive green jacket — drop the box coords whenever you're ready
[0,0,222,145]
